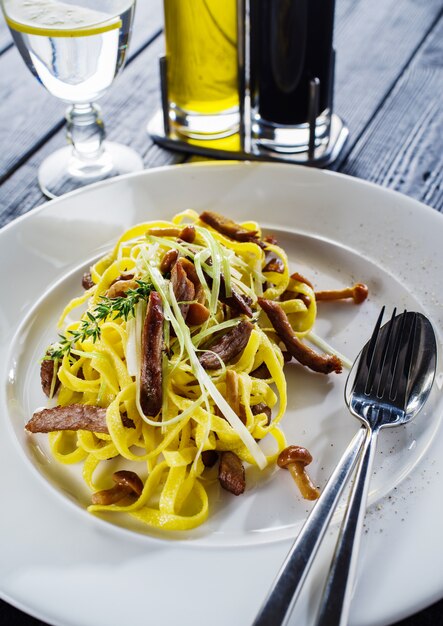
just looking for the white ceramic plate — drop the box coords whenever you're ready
[1,162,443,626]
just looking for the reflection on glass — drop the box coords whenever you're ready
[1,0,143,198]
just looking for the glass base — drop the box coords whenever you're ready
[38,141,144,199]
[252,110,331,154]
[169,103,240,140]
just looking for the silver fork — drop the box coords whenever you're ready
[314,308,435,625]
[253,309,436,626]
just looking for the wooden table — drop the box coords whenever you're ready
[0,1,442,624]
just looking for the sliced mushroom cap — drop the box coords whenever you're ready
[91,470,143,505]
[219,451,246,496]
[113,470,144,495]
[277,445,313,468]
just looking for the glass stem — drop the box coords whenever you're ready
[66,103,106,161]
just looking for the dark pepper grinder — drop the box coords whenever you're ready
[249,0,336,154]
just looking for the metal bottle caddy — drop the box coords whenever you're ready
[148,0,348,167]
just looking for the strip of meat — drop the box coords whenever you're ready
[201,258,253,317]
[258,298,342,374]
[202,269,253,317]
[219,451,246,495]
[198,320,254,370]
[26,404,109,433]
[40,356,60,398]
[217,274,253,317]
[179,258,206,304]
[171,258,195,319]
[200,211,258,243]
[140,291,164,417]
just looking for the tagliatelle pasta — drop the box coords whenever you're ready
[27,210,347,532]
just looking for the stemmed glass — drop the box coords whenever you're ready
[1,0,143,198]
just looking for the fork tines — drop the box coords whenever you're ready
[355,308,418,408]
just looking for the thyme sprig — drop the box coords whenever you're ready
[46,280,153,360]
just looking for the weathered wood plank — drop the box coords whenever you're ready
[0,0,163,180]
[332,0,443,165]
[339,14,443,212]
[0,34,184,227]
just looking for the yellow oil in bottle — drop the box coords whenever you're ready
[164,0,238,130]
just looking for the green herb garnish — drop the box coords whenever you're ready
[46,280,153,360]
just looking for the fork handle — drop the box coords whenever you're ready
[252,426,368,626]
[315,429,378,626]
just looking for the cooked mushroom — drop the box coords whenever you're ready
[290,272,314,289]
[258,298,342,374]
[263,257,285,274]
[201,450,219,468]
[82,271,95,290]
[219,451,246,495]
[251,402,272,426]
[178,225,196,243]
[315,283,369,304]
[106,278,138,299]
[186,302,210,326]
[91,470,143,505]
[277,445,319,500]
[199,211,258,243]
[160,249,179,274]
[146,225,196,242]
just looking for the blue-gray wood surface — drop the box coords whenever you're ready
[1,0,443,624]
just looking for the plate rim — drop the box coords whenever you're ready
[1,160,443,626]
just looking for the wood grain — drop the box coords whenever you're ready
[0,0,163,180]
[332,0,443,166]
[340,14,443,211]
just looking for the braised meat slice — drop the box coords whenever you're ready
[258,298,342,374]
[200,211,258,243]
[219,451,246,495]
[198,320,254,370]
[40,357,60,398]
[171,258,195,319]
[26,404,109,433]
[219,276,253,318]
[140,291,164,417]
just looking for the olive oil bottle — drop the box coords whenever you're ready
[163,0,239,138]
